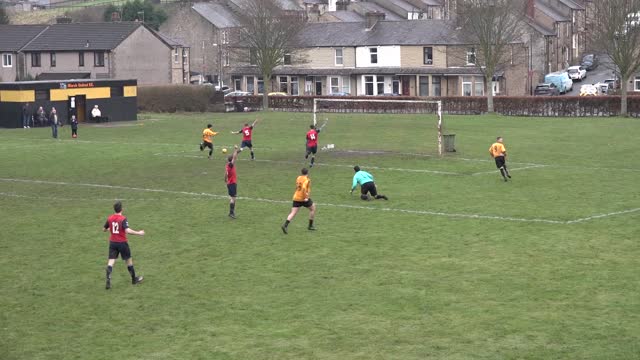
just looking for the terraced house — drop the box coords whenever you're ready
[0,22,189,85]
[231,17,528,97]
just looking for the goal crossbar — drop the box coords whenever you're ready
[312,98,444,156]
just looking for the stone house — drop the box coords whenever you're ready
[0,25,48,83]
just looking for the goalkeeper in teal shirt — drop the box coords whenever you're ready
[350,166,388,201]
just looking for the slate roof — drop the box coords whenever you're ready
[331,10,365,22]
[535,1,569,22]
[230,66,482,76]
[388,0,423,12]
[295,20,466,47]
[154,31,185,47]
[525,18,555,36]
[36,72,91,80]
[352,2,404,21]
[192,2,241,29]
[0,25,48,52]
[558,0,584,10]
[21,22,142,51]
[228,0,303,11]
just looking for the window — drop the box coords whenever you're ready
[79,52,85,67]
[94,51,105,67]
[432,76,441,96]
[279,76,288,93]
[291,76,299,95]
[370,47,378,64]
[335,48,343,65]
[223,50,230,67]
[392,76,400,94]
[423,47,433,65]
[365,75,374,95]
[247,76,255,94]
[341,77,350,94]
[173,49,180,63]
[31,53,41,67]
[376,76,385,94]
[474,76,484,96]
[419,76,429,96]
[283,52,292,65]
[635,76,640,91]
[466,48,476,65]
[50,52,56,67]
[305,76,314,94]
[492,81,500,96]
[462,76,472,96]
[250,48,257,65]
[2,53,12,68]
[233,76,241,90]
[572,33,578,50]
[257,77,264,94]
[221,30,229,45]
[330,77,340,94]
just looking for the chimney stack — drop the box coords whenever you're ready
[365,11,385,30]
[526,0,534,18]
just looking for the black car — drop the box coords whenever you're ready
[534,83,560,96]
[581,54,599,71]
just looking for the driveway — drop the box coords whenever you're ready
[565,55,617,96]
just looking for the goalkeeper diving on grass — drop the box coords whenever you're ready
[350,166,388,201]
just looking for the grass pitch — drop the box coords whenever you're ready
[1,112,640,359]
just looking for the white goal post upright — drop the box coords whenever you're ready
[312,98,444,155]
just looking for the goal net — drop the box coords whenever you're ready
[313,98,444,155]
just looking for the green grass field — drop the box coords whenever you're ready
[1,112,640,359]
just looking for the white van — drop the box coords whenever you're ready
[544,72,574,94]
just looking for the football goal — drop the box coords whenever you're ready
[312,98,445,155]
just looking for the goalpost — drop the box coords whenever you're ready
[312,98,445,155]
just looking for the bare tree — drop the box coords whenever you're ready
[455,0,524,113]
[591,0,640,116]
[234,0,306,110]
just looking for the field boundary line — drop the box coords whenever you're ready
[471,165,548,176]
[0,178,565,224]
[566,207,640,224]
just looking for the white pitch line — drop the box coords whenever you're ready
[0,178,564,224]
[471,165,548,176]
[566,207,640,224]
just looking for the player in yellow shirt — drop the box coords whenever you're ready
[489,136,511,182]
[199,124,218,159]
[281,168,316,234]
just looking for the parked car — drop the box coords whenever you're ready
[267,92,288,96]
[534,83,560,96]
[224,91,252,98]
[603,78,621,90]
[567,66,587,81]
[579,84,599,96]
[330,92,351,96]
[581,54,599,71]
[596,82,610,94]
[544,71,573,94]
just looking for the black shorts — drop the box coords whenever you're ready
[494,156,506,169]
[306,145,317,154]
[240,140,253,149]
[227,183,237,197]
[292,198,313,208]
[203,142,213,150]
[109,241,131,260]
[361,181,378,196]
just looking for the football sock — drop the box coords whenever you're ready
[305,153,309,159]
[106,265,113,279]
[310,157,315,165]
[308,219,314,227]
[499,168,507,179]
[127,265,136,280]
[250,151,255,159]
[230,203,235,214]
[209,149,213,156]
[284,220,290,228]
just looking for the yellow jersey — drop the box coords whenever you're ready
[292,175,311,202]
[489,142,506,158]
[202,128,218,143]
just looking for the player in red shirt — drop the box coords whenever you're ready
[225,145,240,218]
[102,201,145,290]
[231,118,259,160]
[305,124,321,168]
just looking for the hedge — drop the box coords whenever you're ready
[137,85,223,113]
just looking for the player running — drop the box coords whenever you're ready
[489,136,511,182]
[231,118,259,160]
[225,145,240,219]
[199,124,218,159]
[103,201,145,290]
[281,168,316,234]
[350,166,388,201]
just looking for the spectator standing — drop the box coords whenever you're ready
[36,106,46,127]
[71,115,78,138]
[22,103,30,128]
[91,105,102,122]
[50,107,59,139]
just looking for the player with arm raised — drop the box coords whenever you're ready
[305,119,327,168]
[103,201,145,290]
[231,118,259,160]
[225,145,240,219]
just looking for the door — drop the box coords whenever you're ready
[70,95,87,122]
[315,77,322,95]
[402,76,411,95]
